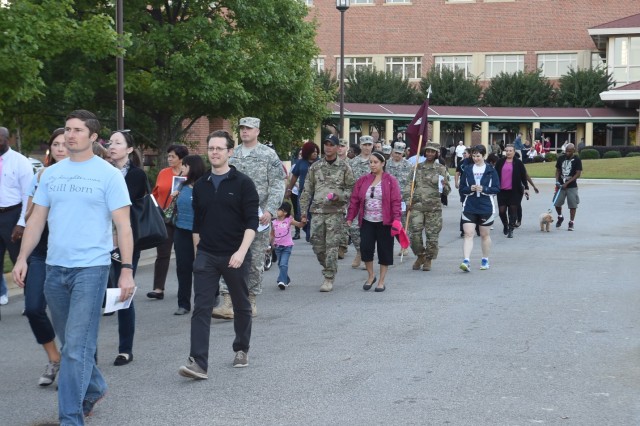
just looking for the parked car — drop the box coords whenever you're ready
[28,157,44,174]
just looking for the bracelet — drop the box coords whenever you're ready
[121,264,134,270]
[286,189,292,192]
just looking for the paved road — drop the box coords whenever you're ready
[1,180,639,426]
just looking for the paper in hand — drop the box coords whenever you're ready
[104,287,136,314]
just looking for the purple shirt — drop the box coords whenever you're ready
[272,216,294,247]
[500,161,513,190]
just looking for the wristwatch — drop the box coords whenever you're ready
[121,264,134,270]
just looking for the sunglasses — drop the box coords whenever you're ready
[370,186,375,199]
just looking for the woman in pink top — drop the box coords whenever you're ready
[347,151,402,292]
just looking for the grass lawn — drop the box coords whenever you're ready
[4,252,11,274]
[449,157,640,180]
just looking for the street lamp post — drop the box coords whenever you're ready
[336,0,350,139]
[116,0,124,130]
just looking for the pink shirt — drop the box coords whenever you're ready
[500,161,513,190]
[272,216,294,247]
[363,182,383,222]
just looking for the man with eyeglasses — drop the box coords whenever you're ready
[212,117,285,319]
[179,130,258,378]
[299,134,355,292]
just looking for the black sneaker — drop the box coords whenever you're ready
[568,221,574,231]
[556,216,564,228]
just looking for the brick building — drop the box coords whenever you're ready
[307,1,640,148]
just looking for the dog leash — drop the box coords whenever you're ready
[549,186,562,213]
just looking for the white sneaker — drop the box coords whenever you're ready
[277,282,288,290]
[0,295,8,305]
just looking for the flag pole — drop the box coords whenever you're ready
[404,87,431,233]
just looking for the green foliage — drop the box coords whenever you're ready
[345,67,420,104]
[2,0,330,164]
[603,150,622,159]
[545,152,558,162]
[556,67,613,107]
[420,67,482,106]
[579,148,600,160]
[315,69,338,102]
[532,155,545,163]
[482,70,555,107]
[626,152,640,157]
[0,0,120,152]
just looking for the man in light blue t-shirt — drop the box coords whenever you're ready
[13,110,134,425]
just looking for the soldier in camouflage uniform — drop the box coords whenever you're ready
[212,117,285,319]
[386,142,412,256]
[347,135,374,268]
[402,142,450,271]
[299,134,355,292]
[337,138,350,259]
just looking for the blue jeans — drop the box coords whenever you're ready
[24,254,56,344]
[274,245,292,284]
[45,265,110,425]
[0,273,7,297]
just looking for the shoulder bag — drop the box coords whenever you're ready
[131,179,168,250]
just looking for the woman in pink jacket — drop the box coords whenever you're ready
[347,151,402,292]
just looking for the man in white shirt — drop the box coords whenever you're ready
[0,126,33,305]
[455,140,467,168]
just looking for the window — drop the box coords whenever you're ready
[386,56,422,79]
[386,0,410,3]
[352,0,374,3]
[612,36,640,86]
[303,0,313,5]
[337,57,373,77]
[484,54,524,78]
[312,57,325,72]
[591,52,606,69]
[434,55,472,78]
[537,53,577,78]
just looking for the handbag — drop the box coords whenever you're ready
[163,196,178,224]
[130,180,168,250]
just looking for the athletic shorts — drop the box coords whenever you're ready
[461,211,494,227]
[554,187,579,209]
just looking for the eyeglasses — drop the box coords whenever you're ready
[370,186,375,199]
[207,147,228,153]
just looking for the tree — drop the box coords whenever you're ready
[556,67,613,108]
[420,66,482,106]
[0,0,119,152]
[344,67,420,104]
[3,0,331,162]
[482,70,555,107]
[314,69,338,102]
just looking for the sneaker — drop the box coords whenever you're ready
[233,351,249,368]
[568,221,574,231]
[480,258,490,270]
[556,215,564,228]
[277,281,288,290]
[178,357,208,379]
[38,361,60,386]
[0,295,7,305]
[459,259,471,272]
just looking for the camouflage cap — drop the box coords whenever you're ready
[359,135,373,145]
[393,142,406,153]
[339,138,349,147]
[382,145,392,154]
[239,117,260,129]
[424,142,441,152]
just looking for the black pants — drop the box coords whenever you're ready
[360,219,394,266]
[173,227,195,311]
[153,223,175,291]
[190,250,252,372]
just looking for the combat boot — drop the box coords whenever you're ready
[412,254,426,270]
[319,278,334,292]
[351,250,361,268]
[249,293,257,317]
[422,258,432,271]
[212,294,234,319]
[338,247,347,259]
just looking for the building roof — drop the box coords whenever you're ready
[588,12,640,50]
[330,103,638,124]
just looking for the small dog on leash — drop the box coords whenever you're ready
[539,212,554,232]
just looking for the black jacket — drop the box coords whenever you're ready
[192,166,259,256]
[495,157,529,196]
[125,164,149,202]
